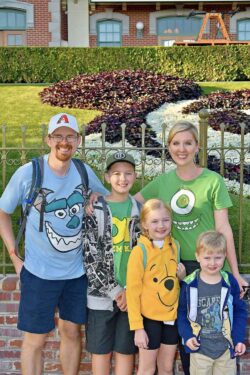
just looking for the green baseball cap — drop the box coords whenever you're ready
[106,151,136,170]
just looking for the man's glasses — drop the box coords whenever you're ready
[49,135,78,143]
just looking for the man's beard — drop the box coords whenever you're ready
[55,144,73,162]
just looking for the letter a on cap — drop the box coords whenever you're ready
[57,114,69,124]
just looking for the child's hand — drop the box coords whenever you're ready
[235,342,246,356]
[134,329,149,350]
[177,262,186,280]
[186,337,200,351]
[115,290,127,312]
[85,192,101,215]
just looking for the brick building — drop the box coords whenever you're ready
[0,0,250,47]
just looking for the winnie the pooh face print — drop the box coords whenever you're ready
[148,255,180,311]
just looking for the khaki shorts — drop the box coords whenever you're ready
[190,349,236,375]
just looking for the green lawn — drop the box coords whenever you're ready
[0,82,250,273]
[0,85,100,147]
[1,81,250,146]
[198,81,250,95]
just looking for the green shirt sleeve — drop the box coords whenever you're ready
[212,173,232,210]
[140,174,162,200]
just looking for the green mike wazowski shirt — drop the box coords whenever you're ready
[141,168,232,262]
[107,198,133,287]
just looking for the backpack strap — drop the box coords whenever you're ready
[98,196,108,237]
[72,158,89,193]
[15,156,44,259]
[138,243,147,269]
[135,199,142,212]
[173,238,181,263]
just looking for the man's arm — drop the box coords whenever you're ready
[0,209,23,275]
[85,164,109,196]
[133,192,145,204]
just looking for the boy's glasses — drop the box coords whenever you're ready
[49,135,78,143]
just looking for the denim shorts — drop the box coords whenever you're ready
[86,302,137,355]
[18,267,87,334]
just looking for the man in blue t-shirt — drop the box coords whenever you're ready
[0,113,107,375]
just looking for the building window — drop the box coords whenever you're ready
[0,9,26,30]
[237,19,250,40]
[7,34,23,46]
[157,16,202,37]
[97,20,122,47]
[0,9,26,46]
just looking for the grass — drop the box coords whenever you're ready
[0,85,101,147]
[0,81,250,273]
[198,81,250,95]
[1,81,250,146]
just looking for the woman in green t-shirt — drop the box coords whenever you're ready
[135,121,246,288]
[134,120,248,374]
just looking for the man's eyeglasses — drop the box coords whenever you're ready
[49,135,79,143]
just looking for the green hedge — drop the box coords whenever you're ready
[0,45,249,83]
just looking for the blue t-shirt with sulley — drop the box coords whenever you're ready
[0,155,108,280]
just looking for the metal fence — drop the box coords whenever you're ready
[1,110,249,273]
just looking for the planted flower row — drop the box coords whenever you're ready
[40,70,249,194]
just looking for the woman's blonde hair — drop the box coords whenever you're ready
[167,120,199,145]
[140,199,172,237]
[196,231,227,255]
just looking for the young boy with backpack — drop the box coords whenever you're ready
[84,151,140,375]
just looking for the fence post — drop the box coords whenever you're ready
[1,125,7,190]
[198,109,209,168]
[161,123,167,173]
[141,123,146,187]
[80,123,86,161]
[238,122,246,263]
[21,125,27,165]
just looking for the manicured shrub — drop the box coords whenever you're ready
[182,89,250,114]
[208,109,250,134]
[0,45,250,83]
[40,70,201,149]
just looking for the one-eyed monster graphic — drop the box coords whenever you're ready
[170,189,199,231]
[33,184,86,252]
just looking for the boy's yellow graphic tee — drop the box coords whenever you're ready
[107,198,132,287]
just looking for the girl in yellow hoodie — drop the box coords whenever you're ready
[127,199,186,375]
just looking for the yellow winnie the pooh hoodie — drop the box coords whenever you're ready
[127,234,180,330]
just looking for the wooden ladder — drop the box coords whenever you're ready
[197,13,230,42]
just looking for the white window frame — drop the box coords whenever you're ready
[90,8,129,36]
[0,1,34,28]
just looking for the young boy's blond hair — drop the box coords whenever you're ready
[196,231,227,256]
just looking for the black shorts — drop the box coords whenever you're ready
[143,316,178,350]
[86,303,137,355]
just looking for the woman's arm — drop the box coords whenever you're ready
[214,208,248,293]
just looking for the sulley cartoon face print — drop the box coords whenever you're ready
[170,188,199,231]
[33,184,85,252]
